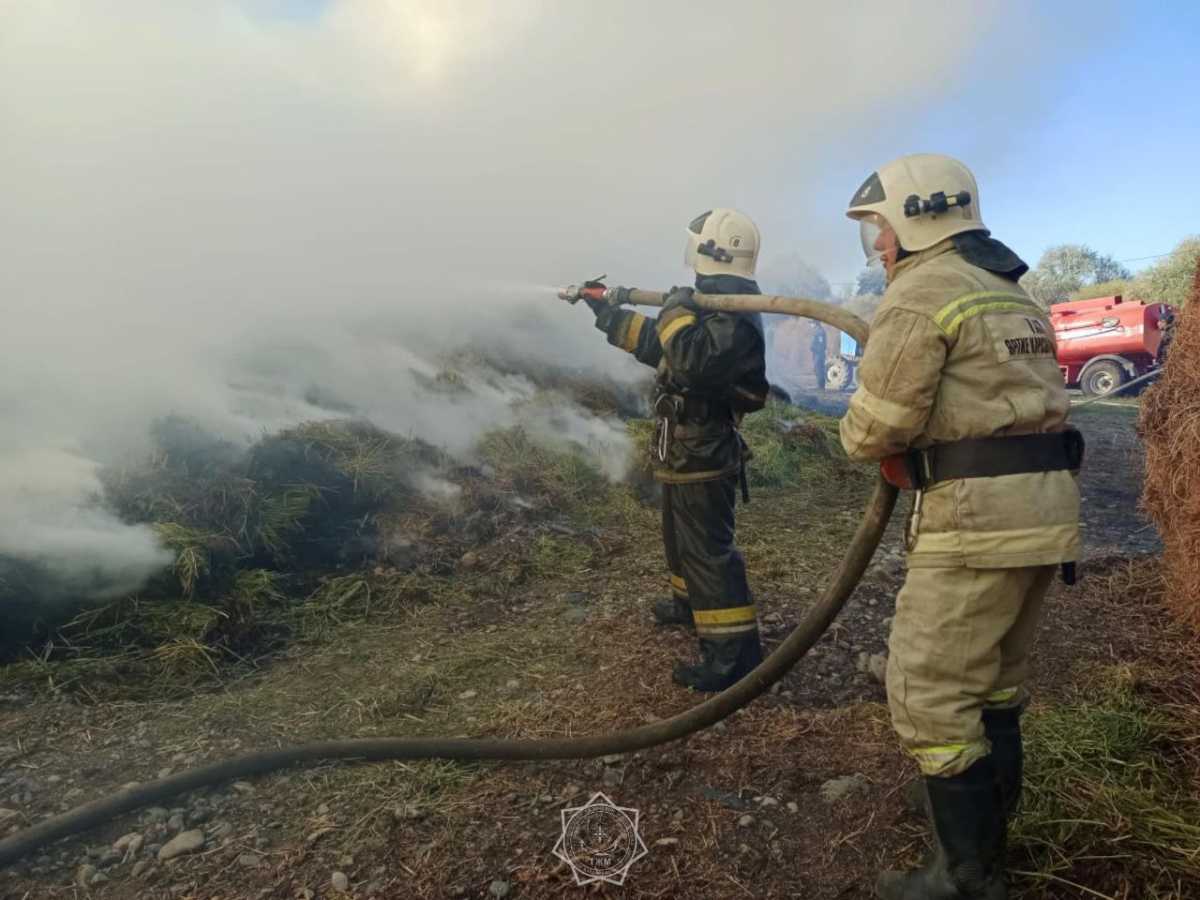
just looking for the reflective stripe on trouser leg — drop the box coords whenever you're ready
[693,605,757,637]
[887,565,1054,777]
[984,687,1022,706]
[669,477,757,642]
[661,485,689,605]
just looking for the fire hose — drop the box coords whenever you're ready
[0,287,896,868]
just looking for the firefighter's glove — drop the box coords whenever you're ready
[662,286,702,315]
[880,453,918,490]
[592,300,623,334]
[656,286,702,343]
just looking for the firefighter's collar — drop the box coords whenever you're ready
[888,237,959,283]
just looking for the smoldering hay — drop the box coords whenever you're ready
[0,1,1107,608]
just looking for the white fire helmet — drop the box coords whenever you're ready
[684,208,760,278]
[846,154,986,265]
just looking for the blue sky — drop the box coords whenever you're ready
[792,3,1195,285]
[811,3,1200,282]
[988,6,1200,274]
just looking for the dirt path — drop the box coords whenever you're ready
[1,404,1191,899]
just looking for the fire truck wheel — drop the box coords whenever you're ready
[826,358,853,391]
[1080,359,1126,397]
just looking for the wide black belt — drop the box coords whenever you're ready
[901,429,1085,490]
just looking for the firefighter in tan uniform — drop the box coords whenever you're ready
[839,154,1083,899]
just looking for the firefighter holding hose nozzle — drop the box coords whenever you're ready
[839,154,1083,898]
[569,209,770,693]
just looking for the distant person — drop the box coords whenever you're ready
[810,322,827,389]
[577,209,768,692]
[839,154,1082,897]
[1156,305,1177,366]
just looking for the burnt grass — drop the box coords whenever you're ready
[1,402,1197,899]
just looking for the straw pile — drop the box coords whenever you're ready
[1140,264,1200,631]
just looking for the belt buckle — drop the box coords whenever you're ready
[654,394,684,420]
[905,450,933,490]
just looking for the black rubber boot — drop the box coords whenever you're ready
[672,633,763,692]
[982,707,1023,818]
[904,710,1023,825]
[901,778,930,818]
[876,757,1008,900]
[653,597,695,629]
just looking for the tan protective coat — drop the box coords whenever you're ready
[839,240,1081,568]
[839,238,1081,776]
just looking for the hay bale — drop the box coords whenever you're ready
[1139,264,1200,632]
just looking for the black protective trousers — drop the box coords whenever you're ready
[661,478,758,641]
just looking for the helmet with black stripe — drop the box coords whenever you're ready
[684,208,760,278]
[847,154,986,264]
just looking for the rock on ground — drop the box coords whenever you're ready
[158,829,205,861]
[819,774,868,804]
[113,832,143,854]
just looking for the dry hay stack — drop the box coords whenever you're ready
[1140,264,1200,631]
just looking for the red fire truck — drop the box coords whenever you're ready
[1050,295,1175,396]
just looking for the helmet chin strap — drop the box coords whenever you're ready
[882,244,916,286]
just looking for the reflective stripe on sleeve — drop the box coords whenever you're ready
[658,314,697,346]
[621,313,647,353]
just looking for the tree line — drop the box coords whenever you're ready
[1021,236,1200,308]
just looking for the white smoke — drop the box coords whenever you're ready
[0,450,173,599]
[0,0,1108,598]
